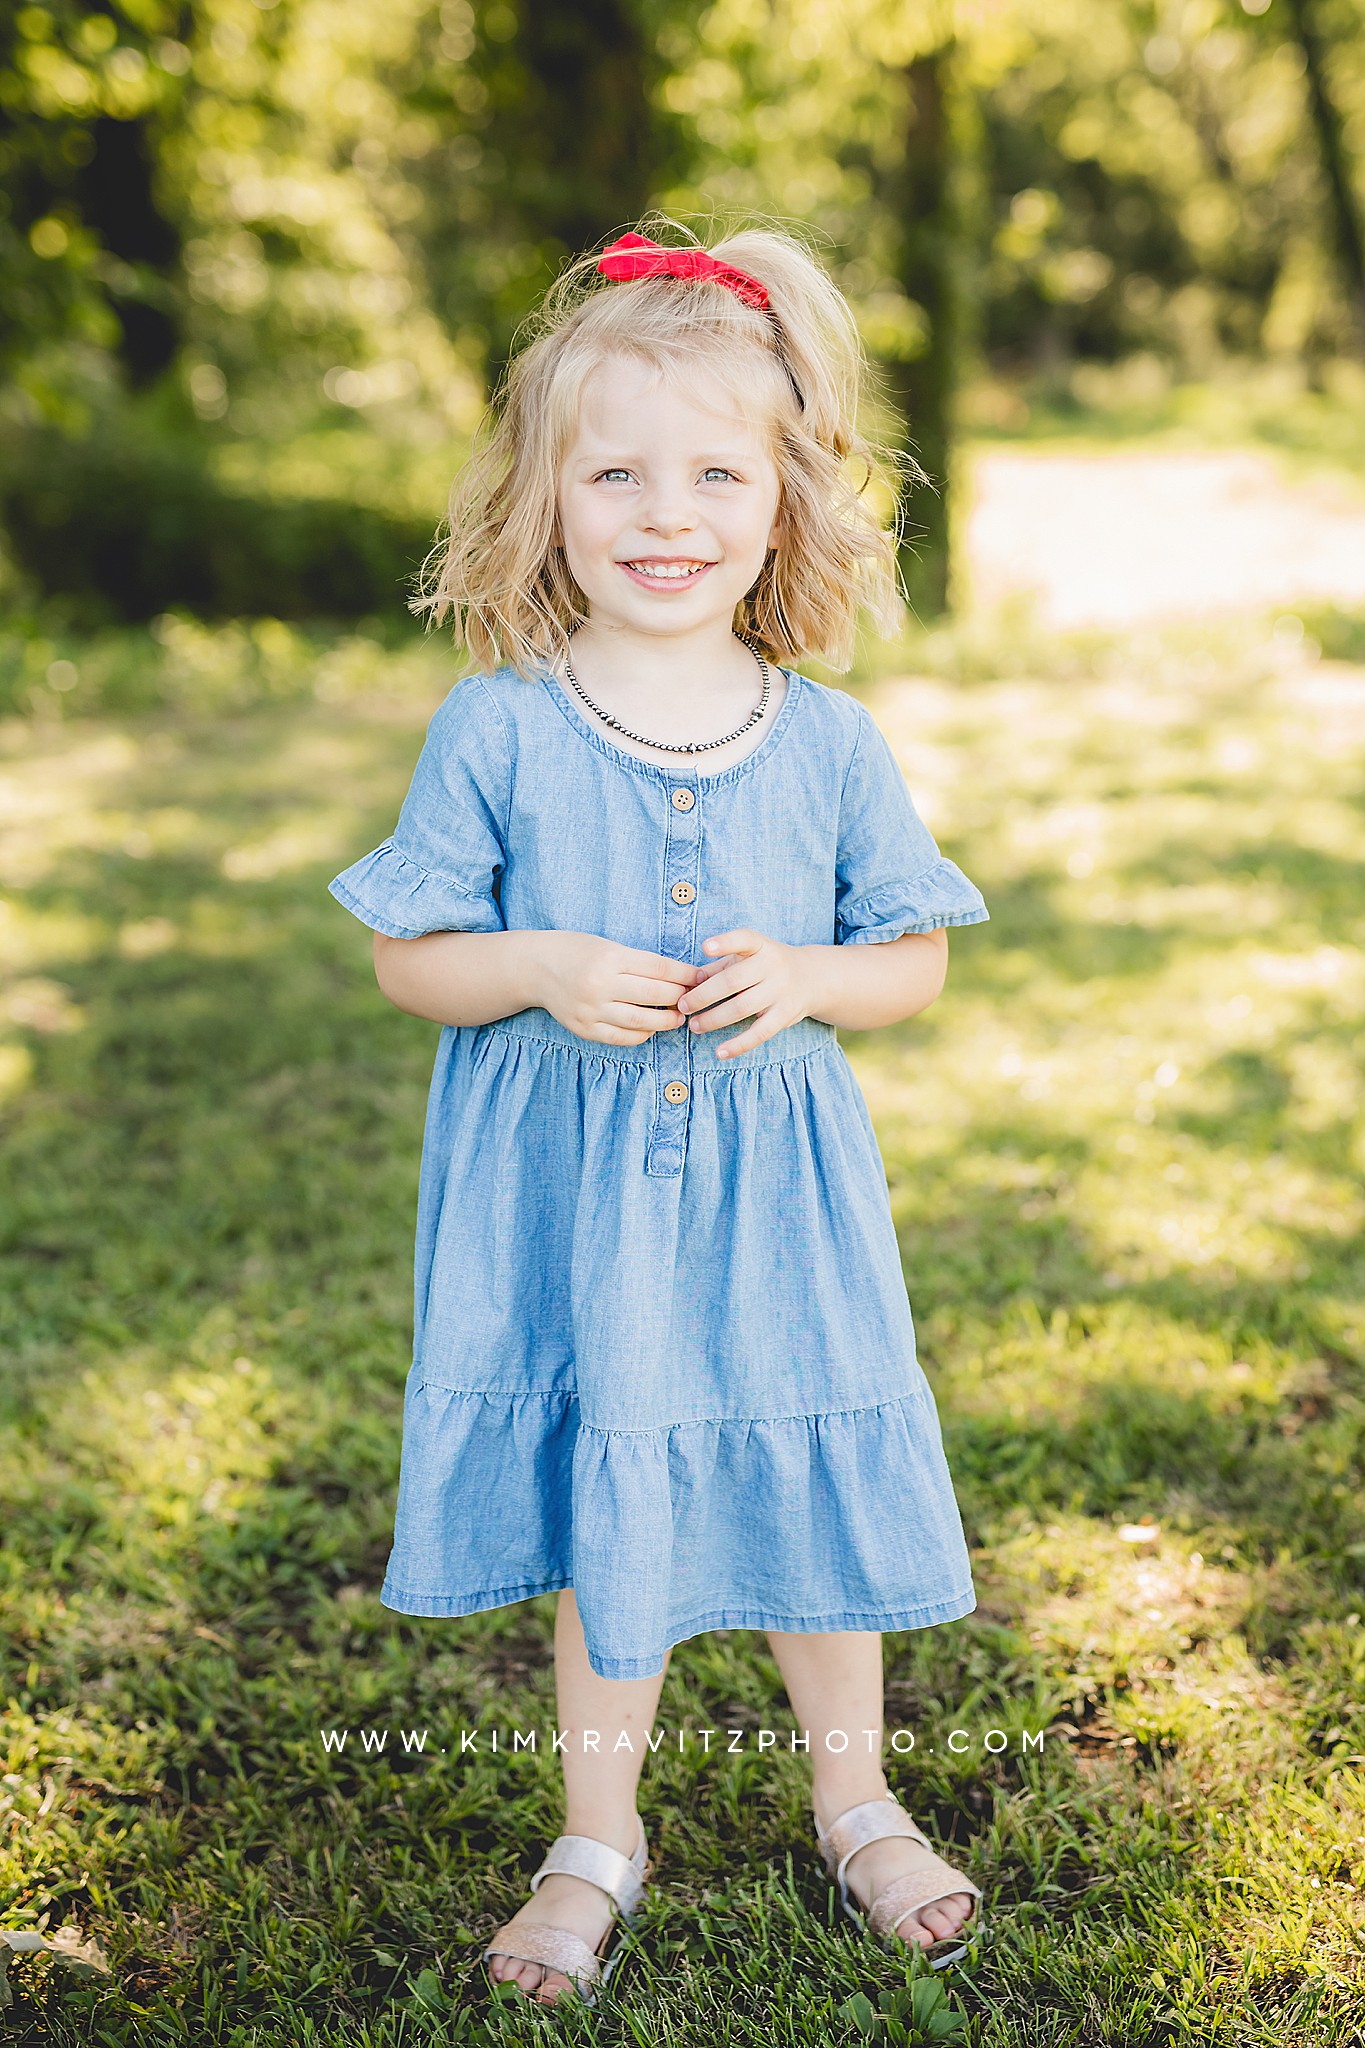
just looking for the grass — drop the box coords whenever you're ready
[960,356,1365,482]
[1,591,1364,2043]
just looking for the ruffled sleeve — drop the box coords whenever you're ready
[834,704,989,944]
[328,677,510,939]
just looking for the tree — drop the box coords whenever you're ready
[0,1,187,405]
[883,41,962,619]
[1285,0,1365,347]
[408,0,703,395]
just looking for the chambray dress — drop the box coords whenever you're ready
[329,661,989,1680]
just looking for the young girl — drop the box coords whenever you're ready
[329,219,990,2008]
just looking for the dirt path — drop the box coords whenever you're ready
[965,445,1365,628]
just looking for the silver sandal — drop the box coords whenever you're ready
[816,1790,984,1969]
[482,1816,652,2006]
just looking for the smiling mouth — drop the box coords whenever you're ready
[619,559,714,582]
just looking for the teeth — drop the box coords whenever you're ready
[628,561,707,579]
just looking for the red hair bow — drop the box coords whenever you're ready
[596,232,771,311]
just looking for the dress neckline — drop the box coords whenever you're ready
[536,660,803,789]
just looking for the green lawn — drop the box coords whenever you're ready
[1,598,1363,2043]
[961,356,1365,481]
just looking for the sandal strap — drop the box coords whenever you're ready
[867,1865,983,1943]
[483,1921,605,1990]
[528,1823,648,1921]
[819,1794,935,1892]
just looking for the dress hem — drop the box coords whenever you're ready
[377,1577,978,1678]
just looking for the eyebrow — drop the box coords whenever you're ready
[565,449,757,469]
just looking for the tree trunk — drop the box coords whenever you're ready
[1286,0,1365,350]
[885,44,960,620]
[479,0,698,393]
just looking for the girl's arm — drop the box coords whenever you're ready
[801,928,949,1032]
[373,925,949,1039]
[373,930,547,1028]
[372,928,702,1039]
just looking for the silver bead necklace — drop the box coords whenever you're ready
[559,638,771,755]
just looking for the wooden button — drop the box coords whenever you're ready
[664,1080,689,1104]
[671,788,695,810]
[670,880,695,904]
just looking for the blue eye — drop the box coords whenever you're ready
[596,468,632,483]
[702,467,736,482]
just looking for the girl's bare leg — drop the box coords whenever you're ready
[764,1629,973,1952]
[486,1588,670,2004]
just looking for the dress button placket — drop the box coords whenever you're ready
[646,772,701,1177]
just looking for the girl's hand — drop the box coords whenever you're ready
[676,929,821,1058]
[532,931,702,1047]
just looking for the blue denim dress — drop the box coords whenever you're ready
[329,662,989,1680]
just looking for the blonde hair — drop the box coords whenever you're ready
[413,214,913,676]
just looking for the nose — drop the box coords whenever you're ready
[637,474,697,537]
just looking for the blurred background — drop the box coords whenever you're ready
[3,0,1365,645]
[3,4,1365,2038]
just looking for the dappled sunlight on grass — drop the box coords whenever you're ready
[1210,1768,1365,1976]
[853,625,1365,1320]
[1,611,453,723]
[54,1350,297,1532]
[941,1300,1294,1430]
[1086,1145,1360,1286]
[0,728,149,885]
[984,1510,1304,1770]
[0,599,1362,2037]
[841,614,1365,2018]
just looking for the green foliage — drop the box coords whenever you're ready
[12,0,1365,429]
[3,0,707,434]
[7,0,1365,619]
[0,610,453,722]
[0,419,438,625]
[658,0,1365,373]
[404,0,706,383]
[0,0,188,385]
[841,1976,970,2043]
[1297,601,1365,661]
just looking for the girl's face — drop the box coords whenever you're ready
[556,354,782,641]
